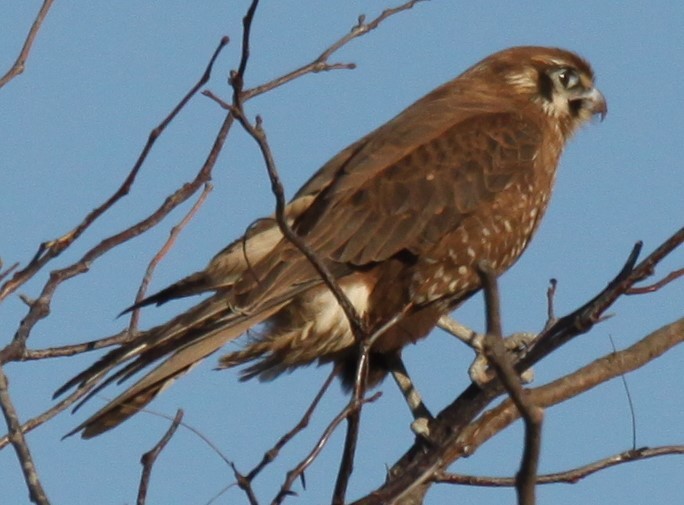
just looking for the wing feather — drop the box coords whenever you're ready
[294,113,543,265]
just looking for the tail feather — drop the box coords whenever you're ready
[119,271,212,316]
[59,191,342,437]
[64,303,285,438]
[55,292,236,400]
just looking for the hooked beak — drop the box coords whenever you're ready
[585,87,607,121]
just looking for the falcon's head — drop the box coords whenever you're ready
[465,46,607,138]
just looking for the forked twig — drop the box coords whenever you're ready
[248,369,337,480]
[230,370,337,503]
[137,410,184,505]
[0,36,229,304]
[127,183,213,331]
[273,392,382,505]
[242,0,427,101]
[627,267,684,295]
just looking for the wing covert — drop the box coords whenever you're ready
[294,113,543,265]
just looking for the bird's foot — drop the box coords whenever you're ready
[437,315,535,386]
[410,415,434,442]
[468,331,536,386]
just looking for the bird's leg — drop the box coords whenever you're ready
[437,315,536,386]
[386,353,434,440]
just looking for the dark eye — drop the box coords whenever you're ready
[557,68,580,89]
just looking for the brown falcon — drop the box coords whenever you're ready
[57,46,606,438]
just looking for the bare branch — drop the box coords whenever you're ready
[248,368,337,480]
[0,0,54,89]
[0,41,234,366]
[523,228,683,367]
[477,263,542,505]
[273,392,382,505]
[0,365,50,505]
[243,0,428,100]
[0,36,229,303]
[127,183,213,331]
[21,330,131,361]
[352,229,684,505]
[0,379,100,450]
[460,317,684,461]
[333,308,413,504]
[137,410,184,505]
[434,445,684,486]
[227,370,337,504]
[627,267,684,295]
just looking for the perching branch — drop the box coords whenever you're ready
[477,262,543,505]
[352,227,684,505]
[458,317,684,459]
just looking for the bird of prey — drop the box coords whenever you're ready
[57,46,606,438]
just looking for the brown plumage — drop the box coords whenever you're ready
[57,46,606,438]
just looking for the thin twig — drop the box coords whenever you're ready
[0,39,233,366]
[0,0,54,88]
[0,36,229,303]
[0,262,19,284]
[627,267,684,295]
[137,410,184,505]
[0,379,100,450]
[227,370,337,505]
[434,445,684,486]
[332,407,363,505]
[273,392,382,505]
[248,368,337,480]
[0,365,50,505]
[127,183,213,331]
[242,0,427,100]
[21,331,131,361]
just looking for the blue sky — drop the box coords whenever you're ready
[1,1,683,504]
